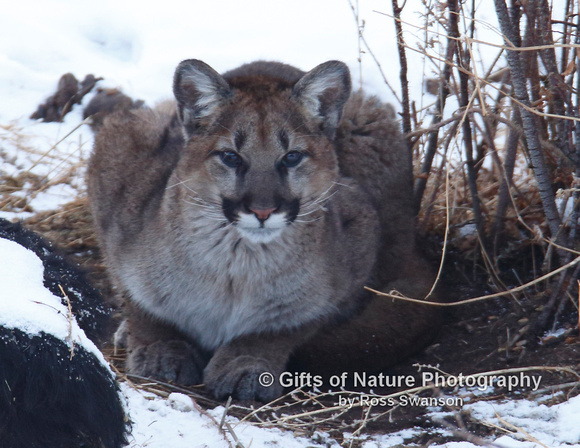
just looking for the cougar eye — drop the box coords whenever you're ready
[219,151,242,168]
[281,151,304,168]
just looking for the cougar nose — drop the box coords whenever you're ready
[250,207,277,222]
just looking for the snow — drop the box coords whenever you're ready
[96,374,580,447]
[0,0,405,123]
[0,238,107,367]
[0,107,93,220]
[121,385,228,448]
[467,396,580,447]
[0,0,578,446]
[122,384,342,448]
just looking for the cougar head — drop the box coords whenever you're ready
[171,59,351,243]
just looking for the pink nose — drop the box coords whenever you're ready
[250,207,276,221]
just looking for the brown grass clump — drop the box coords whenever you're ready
[23,197,119,308]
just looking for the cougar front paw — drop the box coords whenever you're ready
[204,355,283,402]
[127,340,206,385]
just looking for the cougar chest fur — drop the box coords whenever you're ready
[88,59,439,402]
[126,212,345,350]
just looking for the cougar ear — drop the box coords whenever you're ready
[292,61,351,139]
[173,59,232,137]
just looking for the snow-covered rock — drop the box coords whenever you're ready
[0,219,129,448]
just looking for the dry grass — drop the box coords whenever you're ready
[105,358,579,446]
[0,120,90,217]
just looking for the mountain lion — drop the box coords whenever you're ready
[87,59,440,401]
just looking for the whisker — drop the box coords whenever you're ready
[300,183,341,214]
[290,122,307,134]
[182,197,218,208]
[200,214,229,222]
[166,178,192,189]
[302,184,335,207]
[171,175,210,199]
[298,203,325,217]
[180,182,204,197]
[295,217,323,224]
[218,123,235,134]
[332,181,353,189]
[311,190,338,207]
[183,198,218,210]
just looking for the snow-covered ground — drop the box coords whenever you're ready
[1,1,578,446]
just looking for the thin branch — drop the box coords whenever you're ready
[534,0,576,166]
[366,254,580,307]
[413,1,458,213]
[494,0,565,246]
[559,0,573,75]
[374,9,580,53]
[492,105,522,243]
[348,0,401,103]
[452,0,486,246]
[391,0,412,154]
[573,6,580,249]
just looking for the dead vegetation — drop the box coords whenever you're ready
[376,0,580,337]
[1,0,580,446]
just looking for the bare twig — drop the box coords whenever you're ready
[452,0,486,246]
[534,0,577,167]
[413,1,459,213]
[373,9,580,53]
[347,0,401,103]
[573,6,580,250]
[391,0,412,154]
[494,0,565,246]
[495,414,550,448]
[492,105,522,243]
[366,254,580,307]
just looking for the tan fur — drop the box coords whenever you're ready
[88,60,440,401]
